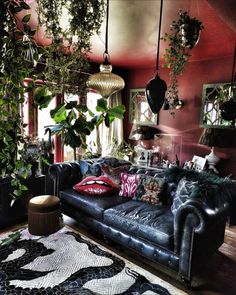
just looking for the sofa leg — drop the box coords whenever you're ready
[180,276,192,290]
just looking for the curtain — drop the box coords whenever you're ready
[97,91,124,156]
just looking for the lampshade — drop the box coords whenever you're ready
[87,63,125,99]
[86,0,125,99]
[129,125,159,140]
[198,128,236,148]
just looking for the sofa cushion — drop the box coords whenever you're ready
[119,173,141,198]
[100,163,130,186]
[171,177,197,215]
[60,188,129,219]
[135,175,167,205]
[73,175,118,196]
[103,201,174,249]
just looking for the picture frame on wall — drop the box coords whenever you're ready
[129,88,158,125]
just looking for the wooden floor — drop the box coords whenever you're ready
[1,217,236,295]
[63,216,236,295]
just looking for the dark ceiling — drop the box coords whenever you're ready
[21,0,236,69]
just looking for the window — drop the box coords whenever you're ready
[200,83,234,127]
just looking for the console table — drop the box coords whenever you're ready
[0,175,46,230]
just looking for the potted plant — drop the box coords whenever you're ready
[162,10,204,115]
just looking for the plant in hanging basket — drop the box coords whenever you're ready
[162,10,203,115]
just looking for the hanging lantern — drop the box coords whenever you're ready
[145,0,167,114]
[86,0,125,99]
[87,55,125,99]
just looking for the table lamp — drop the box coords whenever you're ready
[198,128,232,174]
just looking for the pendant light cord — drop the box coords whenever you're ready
[104,0,109,61]
[231,42,236,86]
[156,0,164,72]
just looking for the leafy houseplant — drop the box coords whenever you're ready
[0,0,126,206]
[0,0,41,200]
[35,0,126,160]
[162,10,203,115]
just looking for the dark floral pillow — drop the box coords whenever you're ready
[171,177,198,215]
[135,175,167,205]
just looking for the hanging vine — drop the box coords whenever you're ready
[36,0,105,95]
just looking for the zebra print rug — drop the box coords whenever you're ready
[0,226,187,295]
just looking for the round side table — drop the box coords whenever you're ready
[28,195,60,236]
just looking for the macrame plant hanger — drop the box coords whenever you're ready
[145,0,167,114]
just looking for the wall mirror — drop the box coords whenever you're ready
[200,82,235,128]
[129,88,158,125]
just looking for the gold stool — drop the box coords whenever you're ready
[28,195,60,236]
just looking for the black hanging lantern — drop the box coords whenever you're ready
[145,0,167,114]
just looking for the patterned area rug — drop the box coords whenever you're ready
[0,226,187,295]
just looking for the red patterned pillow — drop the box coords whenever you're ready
[119,173,140,198]
[73,175,118,196]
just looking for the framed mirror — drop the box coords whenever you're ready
[129,88,158,125]
[200,82,235,128]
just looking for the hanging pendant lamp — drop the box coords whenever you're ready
[86,0,125,99]
[145,0,167,114]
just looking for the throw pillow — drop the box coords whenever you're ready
[171,177,198,215]
[73,175,118,196]
[79,160,102,177]
[135,175,167,205]
[119,173,140,198]
[100,163,130,186]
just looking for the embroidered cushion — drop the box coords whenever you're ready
[73,175,118,196]
[135,175,167,205]
[119,173,140,198]
[171,177,198,215]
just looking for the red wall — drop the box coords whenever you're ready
[123,56,236,178]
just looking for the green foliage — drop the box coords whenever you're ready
[0,0,41,199]
[37,0,105,96]
[162,10,203,113]
[49,97,126,160]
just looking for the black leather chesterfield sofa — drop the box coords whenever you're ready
[49,160,233,285]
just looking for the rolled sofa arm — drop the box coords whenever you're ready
[174,198,229,254]
[49,161,82,196]
[174,198,229,282]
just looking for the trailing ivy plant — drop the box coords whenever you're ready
[37,0,105,96]
[0,0,41,201]
[162,10,203,115]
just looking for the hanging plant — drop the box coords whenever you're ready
[0,0,42,201]
[162,10,203,115]
[37,0,105,96]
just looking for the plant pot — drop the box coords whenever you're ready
[0,175,46,230]
[180,23,201,49]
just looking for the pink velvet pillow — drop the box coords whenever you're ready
[119,173,140,198]
[73,175,118,196]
